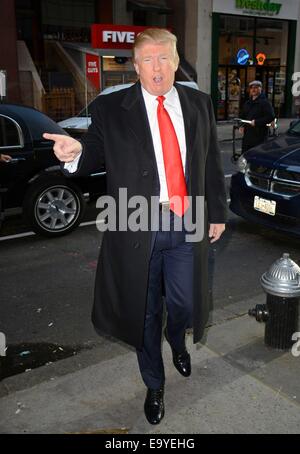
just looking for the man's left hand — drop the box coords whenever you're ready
[0,154,12,163]
[209,224,225,243]
[251,120,255,127]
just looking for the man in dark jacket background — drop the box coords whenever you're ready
[240,80,275,152]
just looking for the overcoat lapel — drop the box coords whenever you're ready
[121,82,158,176]
[175,82,199,179]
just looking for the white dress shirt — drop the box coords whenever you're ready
[65,85,187,203]
[64,152,81,173]
[141,85,186,202]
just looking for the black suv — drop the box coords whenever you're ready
[0,104,106,237]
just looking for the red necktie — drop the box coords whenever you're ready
[156,96,189,217]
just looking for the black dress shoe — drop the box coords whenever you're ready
[144,387,165,425]
[165,328,191,377]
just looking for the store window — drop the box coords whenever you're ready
[255,19,288,117]
[217,15,288,120]
[41,0,95,41]
[255,19,288,67]
[102,57,137,88]
[219,16,255,66]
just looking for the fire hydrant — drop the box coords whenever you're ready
[249,253,300,350]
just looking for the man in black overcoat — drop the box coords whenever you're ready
[44,28,227,425]
[240,80,275,152]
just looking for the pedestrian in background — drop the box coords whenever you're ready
[240,80,275,152]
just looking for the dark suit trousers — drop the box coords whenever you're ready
[136,209,194,389]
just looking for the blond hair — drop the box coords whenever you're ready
[133,28,179,67]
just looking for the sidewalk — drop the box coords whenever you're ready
[216,118,294,142]
[0,295,299,434]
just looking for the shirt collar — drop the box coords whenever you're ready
[141,85,177,107]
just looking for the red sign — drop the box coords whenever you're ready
[86,53,100,91]
[91,24,150,49]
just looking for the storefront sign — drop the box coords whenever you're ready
[213,0,299,20]
[236,0,282,15]
[86,53,100,91]
[91,24,149,50]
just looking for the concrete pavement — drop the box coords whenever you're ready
[1,294,299,434]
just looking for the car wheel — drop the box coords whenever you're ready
[23,177,86,237]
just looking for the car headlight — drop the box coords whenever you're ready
[237,156,248,173]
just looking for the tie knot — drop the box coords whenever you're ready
[156,96,166,106]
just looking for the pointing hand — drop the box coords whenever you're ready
[43,133,82,163]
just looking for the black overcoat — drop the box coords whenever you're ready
[241,93,275,152]
[67,82,227,349]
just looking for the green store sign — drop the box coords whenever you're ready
[236,0,282,15]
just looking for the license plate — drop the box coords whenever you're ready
[254,196,276,216]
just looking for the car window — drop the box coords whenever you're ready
[77,104,92,118]
[0,115,23,148]
[28,111,65,140]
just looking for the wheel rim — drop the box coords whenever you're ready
[35,185,80,232]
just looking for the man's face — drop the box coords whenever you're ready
[134,41,178,96]
[250,85,262,98]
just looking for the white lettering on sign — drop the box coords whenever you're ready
[103,30,135,44]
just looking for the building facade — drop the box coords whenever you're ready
[0,0,178,114]
[1,0,299,120]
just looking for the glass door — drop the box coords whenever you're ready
[227,67,242,119]
[256,66,286,117]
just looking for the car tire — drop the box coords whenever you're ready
[23,177,86,237]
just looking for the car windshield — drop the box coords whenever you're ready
[77,104,92,118]
[289,120,300,135]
